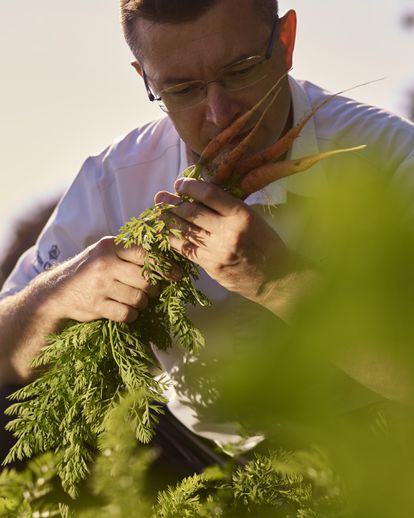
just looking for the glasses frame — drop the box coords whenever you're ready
[141,15,280,113]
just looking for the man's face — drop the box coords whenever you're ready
[134,0,296,163]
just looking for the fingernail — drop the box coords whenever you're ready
[174,178,184,192]
[154,191,165,204]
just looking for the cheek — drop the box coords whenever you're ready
[169,112,206,155]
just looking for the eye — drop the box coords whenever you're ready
[223,57,262,79]
[164,82,202,97]
[173,86,197,96]
[228,65,256,77]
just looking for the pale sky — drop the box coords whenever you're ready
[0,0,413,248]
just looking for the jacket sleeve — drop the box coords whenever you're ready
[0,153,111,299]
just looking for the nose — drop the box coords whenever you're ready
[204,82,243,129]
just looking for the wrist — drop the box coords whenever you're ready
[0,263,75,385]
[257,259,319,322]
[29,267,70,327]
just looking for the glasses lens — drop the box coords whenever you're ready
[222,56,267,91]
[157,56,268,113]
[158,81,205,112]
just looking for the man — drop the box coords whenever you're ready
[0,0,413,460]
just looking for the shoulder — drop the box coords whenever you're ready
[105,116,180,167]
[84,116,180,174]
[66,116,184,234]
[72,116,183,197]
[302,80,413,136]
[296,79,414,172]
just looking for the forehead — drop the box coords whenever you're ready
[135,0,270,83]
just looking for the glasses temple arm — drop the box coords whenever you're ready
[265,15,280,60]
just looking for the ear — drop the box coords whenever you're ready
[131,60,143,78]
[278,9,297,70]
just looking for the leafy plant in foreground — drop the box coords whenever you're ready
[0,452,69,517]
[1,387,344,517]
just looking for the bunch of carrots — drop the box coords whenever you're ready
[187,74,365,197]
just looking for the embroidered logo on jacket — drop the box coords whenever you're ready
[33,244,61,273]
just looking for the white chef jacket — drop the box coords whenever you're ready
[1,77,414,454]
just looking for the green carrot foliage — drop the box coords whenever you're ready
[3,167,210,497]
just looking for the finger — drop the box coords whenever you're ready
[168,232,209,265]
[115,241,181,282]
[167,213,210,248]
[155,190,217,234]
[101,300,139,323]
[154,190,181,206]
[174,178,245,217]
[112,261,160,296]
[115,243,146,265]
[111,282,150,309]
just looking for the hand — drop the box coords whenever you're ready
[154,178,292,307]
[47,236,180,323]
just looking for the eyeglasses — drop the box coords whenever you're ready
[142,17,279,113]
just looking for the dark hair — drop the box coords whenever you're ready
[120,0,279,59]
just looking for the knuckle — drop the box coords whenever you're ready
[182,202,198,220]
[84,256,112,281]
[120,244,146,265]
[224,211,252,251]
[234,206,252,226]
[132,288,147,309]
[225,229,244,252]
[222,249,239,265]
[142,279,159,297]
[133,245,146,262]
[132,288,143,305]
[75,255,105,283]
[86,237,115,268]
[92,254,109,272]
[200,183,217,205]
[114,305,136,323]
[136,291,149,310]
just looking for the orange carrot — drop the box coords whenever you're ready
[235,79,383,176]
[198,71,289,166]
[239,145,367,197]
[210,88,282,184]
